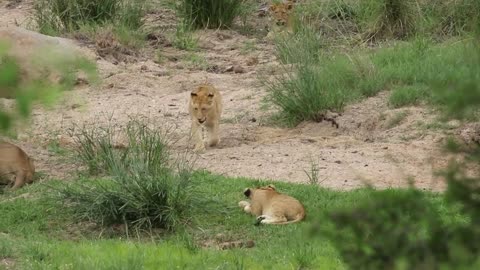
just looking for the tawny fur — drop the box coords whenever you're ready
[0,142,35,190]
[238,184,306,225]
[188,84,223,153]
[266,0,297,40]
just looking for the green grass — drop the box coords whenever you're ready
[0,172,461,269]
[388,86,429,108]
[33,0,145,35]
[172,20,199,51]
[356,0,418,40]
[267,26,477,126]
[62,118,199,232]
[179,0,242,29]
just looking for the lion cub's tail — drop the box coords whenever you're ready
[276,213,305,225]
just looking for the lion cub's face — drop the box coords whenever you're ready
[190,85,216,124]
[269,1,294,26]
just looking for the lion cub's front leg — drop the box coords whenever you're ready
[206,120,220,147]
[191,121,205,153]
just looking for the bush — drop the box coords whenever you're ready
[316,189,447,270]
[356,0,418,40]
[61,118,197,232]
[179,0,242,29]
[33,0,145,35]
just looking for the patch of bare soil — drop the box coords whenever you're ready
[0,3,468,191]
[0,258,16,270]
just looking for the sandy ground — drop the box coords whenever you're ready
[1,0,463,191]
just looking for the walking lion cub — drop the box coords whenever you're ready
[188,84,223,153]
[0,142,36,190]
[239,184,306,225]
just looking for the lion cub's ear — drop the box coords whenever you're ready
[190,91,198,97]
[207,92,214,98]
[243,188,251,198]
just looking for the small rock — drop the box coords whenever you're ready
[335,160,342,164]
[71,103,81,109]
[250,117,257,122]
[140,65,148,71]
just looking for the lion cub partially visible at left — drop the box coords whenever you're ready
[0,142,36,190]
[188,84,223,153]
[239,184,306,225]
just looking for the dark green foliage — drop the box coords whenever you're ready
[179,0,241,29]
[317,189,443,269]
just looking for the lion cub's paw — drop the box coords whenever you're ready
[254,215,267,226]
[238,201,249,208]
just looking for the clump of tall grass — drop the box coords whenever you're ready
[179,0,241,29]
[33,0,145,35]
[426,0,480,36]
[356,0,419,40]
[61,118,198,232]
[265,53,363,126]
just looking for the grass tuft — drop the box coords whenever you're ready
[61,118,198,232]
[357,0,418,40]
[33,0,145,35]
[179,0,242,29]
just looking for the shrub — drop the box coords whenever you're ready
[62,118,197,232]
[179,0,242,29]
[33,0,145,35]
[316,189,446,270]
[356,0,418,40]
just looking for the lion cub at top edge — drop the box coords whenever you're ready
[0,142,35,190]
[189,84,223,152]
[239,184,305,225]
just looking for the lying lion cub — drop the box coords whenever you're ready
[0,142,35,190]
[239,184,305,225]
[188,84,223,153]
